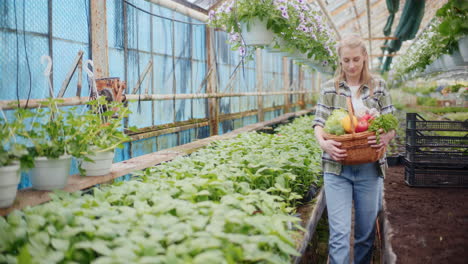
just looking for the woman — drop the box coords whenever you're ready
[313,34,396,264]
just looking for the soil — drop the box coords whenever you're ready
[384,165,468,264]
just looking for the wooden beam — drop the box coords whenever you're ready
[90,0,109,78]
[350,0,363,36]
[256,48,264,122]
[366,0,373,69]
[0,91,312,110]
[0,109,314,216]
[206,28,218,136]
[299,67,305,110]
[131,60,153,94]
[57,51,84,98]
[283,57,290,113]
[331,1,352,16]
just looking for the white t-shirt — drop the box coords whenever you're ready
[349,85,367,114]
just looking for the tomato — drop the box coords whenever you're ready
[361,114,373,121]
[355,118,369,133]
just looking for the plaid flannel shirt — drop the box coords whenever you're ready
[312,78,396,178]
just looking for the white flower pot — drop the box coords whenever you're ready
[0,163,20,208]
[30,155,71,190]
[240,18,274,46]
[441,52,464,69]
[81,150,114,176]
[458,36,468,63]
[433,58,444,71]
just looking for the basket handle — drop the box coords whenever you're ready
[346,97,356,135]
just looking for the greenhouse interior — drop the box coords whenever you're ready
[0,0,467,263]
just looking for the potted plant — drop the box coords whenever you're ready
[76,97,133,176]
[18,99,88,190]
[208,0,338,68]
[209,0,276,46]
[0,110,33,207]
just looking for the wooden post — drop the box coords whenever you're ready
[256,48,264,122]
[299,66,305,109]
[90,0,109,78]
[206,28,219,136]
[283,57,290,113]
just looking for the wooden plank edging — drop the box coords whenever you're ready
[380,198,397,264]
[0,109,314,216]
[293,189,326,264]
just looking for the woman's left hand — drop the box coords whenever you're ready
[368,130,396,152]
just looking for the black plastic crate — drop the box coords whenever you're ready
[404,165,468,187]
[406,113,468,131]
[405,147,468,167]
[406,134,468,148]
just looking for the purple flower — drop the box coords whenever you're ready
[239,46,246,56]
[277,5,286,11]
[281,11,289,19]
[208,10,216,20]
[297,0,304,3]
[229,32,239,42]
[322,60,329,66]
[297,24,308,32]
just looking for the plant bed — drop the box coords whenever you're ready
[383,165,468,263]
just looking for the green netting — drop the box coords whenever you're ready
[383,0,400,36]
[382,56,393,72]
[383,0,425,71]
[392,0,425,43]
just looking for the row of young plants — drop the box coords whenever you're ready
[0,116,323,264]
[391,0,467,79]
[0,97,133,208]
[208,0,338,72]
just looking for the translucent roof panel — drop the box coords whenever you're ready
[183,0,219,10]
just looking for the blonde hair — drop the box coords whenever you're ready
[334,34,374,96]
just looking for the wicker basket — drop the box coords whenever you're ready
[323,97,386,165]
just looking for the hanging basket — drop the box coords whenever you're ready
[81,150,115,176]
[240,18,274,46]
[323,98,386,165]
[458,36,468,63]
[30,155,71,190]
[0,163,20,208]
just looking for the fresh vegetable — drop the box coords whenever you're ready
[324,109,348,135]
[355,118,369,133]
[360,113,373,122]
[368,113,399,142]
[341,115,358,133]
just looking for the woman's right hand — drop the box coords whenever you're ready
[319,139,347,161]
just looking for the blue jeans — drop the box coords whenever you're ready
[324,163,383,264]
